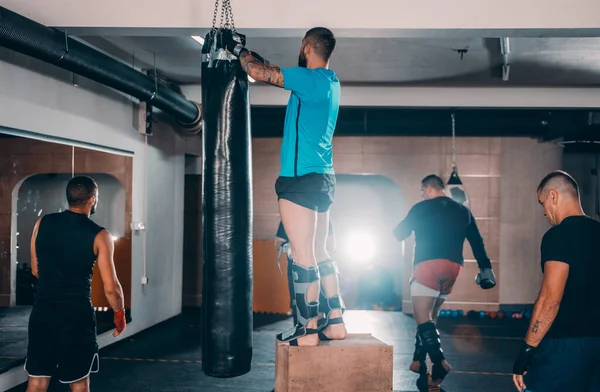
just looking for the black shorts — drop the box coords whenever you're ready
[275,173,336,212]
[25,304,99,383]
[524,337,600,391]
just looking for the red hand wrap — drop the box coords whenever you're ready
[114,309,126,334]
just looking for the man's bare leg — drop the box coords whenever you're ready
[412,295,452,386]
[69,377,90,392]
[277,199,320,347]
[315,211,347,341]
[432,296,446,324]
[26,377,50,392]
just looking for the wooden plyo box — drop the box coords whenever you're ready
[274,333,393,392]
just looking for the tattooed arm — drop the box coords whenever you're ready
[223,32,321,97]
[221,32,285,88]
[238,50,284,88]
[524,261,569,347]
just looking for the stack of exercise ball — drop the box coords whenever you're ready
[462,309,533,319]
[438,309,464,318]
[436,309,533,320]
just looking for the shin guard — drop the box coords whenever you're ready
[413,332,427,362]
[276,263,320,344]
[417,321,446,364]
[316,259,345,332]
[411,331,428,375]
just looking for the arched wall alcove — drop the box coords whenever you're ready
[12,173,129,309]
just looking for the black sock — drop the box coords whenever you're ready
[417,321,445,364]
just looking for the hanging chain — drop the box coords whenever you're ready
[212,0,220,31]
[219,0,225,29]
[211,0,236,32]
[224,4,230,29]
[226,0,236,31]
[451,112,457,170]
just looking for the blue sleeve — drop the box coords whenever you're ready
[281,67,320,101]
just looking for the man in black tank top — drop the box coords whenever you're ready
[512,170,600,392]
[24,176,126,392]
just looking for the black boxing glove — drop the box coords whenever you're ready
[512,342,536,375]
[475,267,496,290]
[221,29,247,57]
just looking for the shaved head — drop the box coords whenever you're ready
[421,174,445,191]
[537,170,583,226]
[537,170,579,199]
[304,27,336,61]
[66,175,98,215]
[420,174,446,200]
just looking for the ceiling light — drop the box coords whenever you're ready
[191,36,205,45]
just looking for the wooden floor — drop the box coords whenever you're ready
[6,309,528,392]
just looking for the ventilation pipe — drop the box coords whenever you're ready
[0,6,202,133]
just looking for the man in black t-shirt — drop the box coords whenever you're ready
[275,221,336,325]
[393,174,496,389]
[513,170,600,392]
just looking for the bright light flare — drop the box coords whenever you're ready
[342,229,378,263]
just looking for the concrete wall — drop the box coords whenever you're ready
[0,49,196,374]
[563,152,599,219]
[498,138,563,305]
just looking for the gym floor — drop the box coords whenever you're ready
[7,309,527,392]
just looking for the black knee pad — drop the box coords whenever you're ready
[417,321,445,364]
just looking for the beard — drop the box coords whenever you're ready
[90,203,97,215]
[298,53,307,68]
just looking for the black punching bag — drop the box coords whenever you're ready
[447,167,471,208]
[201,28,253,378]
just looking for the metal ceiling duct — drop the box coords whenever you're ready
[0,6,202,133]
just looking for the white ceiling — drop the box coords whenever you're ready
[78,35,600,86]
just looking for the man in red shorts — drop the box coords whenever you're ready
[393,174,496,389]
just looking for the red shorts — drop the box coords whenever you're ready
[410,259,461,295]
